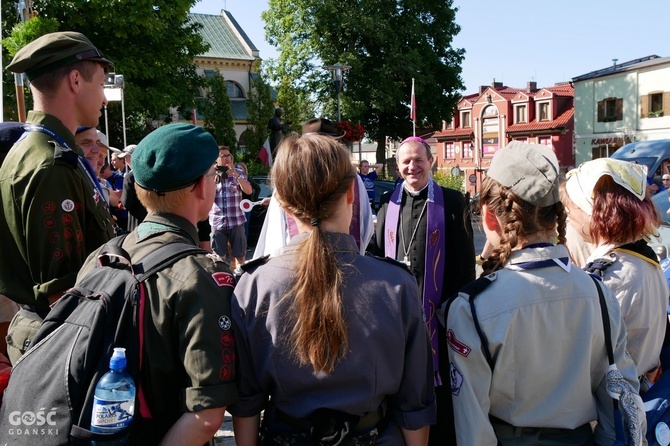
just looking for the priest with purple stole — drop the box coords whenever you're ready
[373,136,475,445]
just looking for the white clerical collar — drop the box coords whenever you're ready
[403,182,428,197]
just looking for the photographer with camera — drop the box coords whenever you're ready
[209,146,252,273]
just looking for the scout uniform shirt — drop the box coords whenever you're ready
[230,232,436,442]
[0,111,114,310]
[447,244,641,446]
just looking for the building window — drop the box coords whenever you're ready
[515,105,526,124]
[444,143,456,159]
[539,137,552,148]
[226,81,245,99]
[650,93,663,112]
[538,103,549,121]
[462,142,473,159]
[597,97,623,122]
[461,111,471,128]
[648,92,664,117]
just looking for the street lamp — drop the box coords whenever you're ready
[103,73,127,149]
[324,63,351,121]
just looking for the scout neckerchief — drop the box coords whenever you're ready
[385,180,445,382]
[505,243,571,272]
[23,124,109,208]
[286,177,363,250]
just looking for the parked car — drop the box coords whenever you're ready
[610,139,670,186]
[649,192,670,261]
[371,180,397,213]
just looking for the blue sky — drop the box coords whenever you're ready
[190,0,670,94]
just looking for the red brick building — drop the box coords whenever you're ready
[434,81,574,196]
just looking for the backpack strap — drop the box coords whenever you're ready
[591,275,615,365]
[453,276,496,371]
[129,242,208,420]
[134,243,208,281]
[96,234,133,268]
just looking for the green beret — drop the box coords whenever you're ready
[133,124,219,193]
[7,31,113,81]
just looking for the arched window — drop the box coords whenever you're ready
[226,81,245,99]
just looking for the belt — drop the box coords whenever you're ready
[274,406,384,434]
[491,415,592,437]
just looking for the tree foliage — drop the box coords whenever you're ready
[1,16,59,57]
[433,170,464,193]
[2,0,207,144]
[242,62,275,174]
[263,0,465,163]
[200,72,237,149]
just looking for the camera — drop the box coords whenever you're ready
[216,165,229,179]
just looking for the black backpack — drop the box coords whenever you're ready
[0,236,205,445]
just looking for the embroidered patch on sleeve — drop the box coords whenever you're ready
[218,315,232,331]
[212,271,235,287]
[450,362,463,396]
[447,329,471,357]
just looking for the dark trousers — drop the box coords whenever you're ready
[429,385,456,445]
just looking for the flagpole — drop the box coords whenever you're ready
[411,78,416,137]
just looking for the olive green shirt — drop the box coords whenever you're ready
[78,213,239,440]
[0,111,114,309]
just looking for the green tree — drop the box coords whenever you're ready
[433,170,464,193]
[200,71,237,149]
[1,14,59,120]
[263,0,465,163]
[245,63,276,157]
[2,0,207,134]
[262,56,316,130]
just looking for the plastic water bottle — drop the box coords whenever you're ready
[90,348,135,444]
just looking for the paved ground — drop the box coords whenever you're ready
[212,412,235,446]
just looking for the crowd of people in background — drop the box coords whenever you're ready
[1,29,669,446]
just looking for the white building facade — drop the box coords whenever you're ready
[573,55,670,166]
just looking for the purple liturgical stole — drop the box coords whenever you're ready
[286,177,363,249]
[385,180,446,381]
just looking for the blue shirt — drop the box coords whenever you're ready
[359,171,377,200]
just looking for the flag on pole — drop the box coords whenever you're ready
[258,137,273,167]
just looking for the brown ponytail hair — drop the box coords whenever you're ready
[271,133,357,373]
[480,176,567,276]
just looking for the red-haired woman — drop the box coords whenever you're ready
[564,158,668,391]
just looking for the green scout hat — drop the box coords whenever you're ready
[487,141,560,207]
[133,124,218,193]
[7,31,113,81]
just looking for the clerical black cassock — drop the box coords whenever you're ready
[373,179,475,445]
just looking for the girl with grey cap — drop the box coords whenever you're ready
[447,142,644,445]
